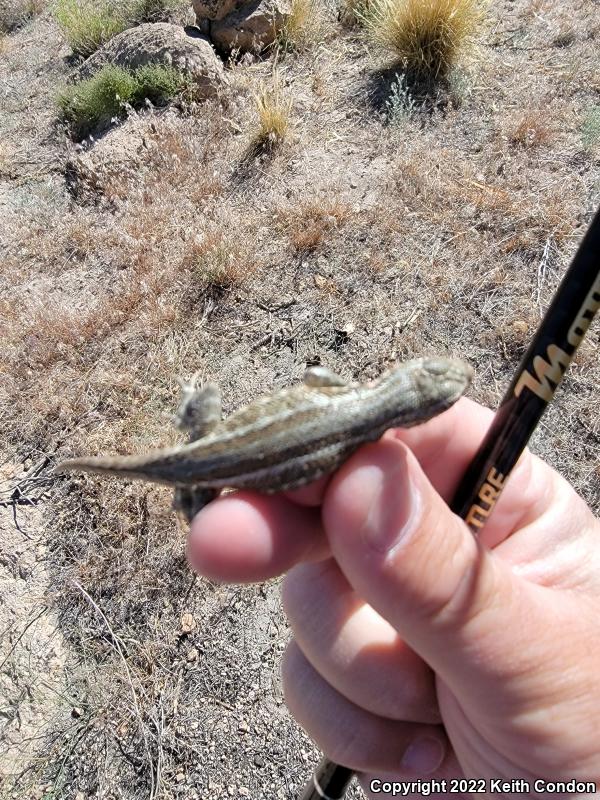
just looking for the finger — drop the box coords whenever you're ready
[286,398,549,547]
[187,491,328,582]
[283,398,492,509]
[283,475,331,507]
[360,753,469,799]
[282,559,439,723]
[322,437,549,709]
[282,641,448,775]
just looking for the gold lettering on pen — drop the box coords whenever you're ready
[513,273,600,403]
[465,467,506,532]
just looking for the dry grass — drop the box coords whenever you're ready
[0,0,45,32]
[360,0,488,78]
[252,72,292,150]
[508,112,552,149]
[278,200,351,253]
[278,0,324,50]
[182,230,257,289]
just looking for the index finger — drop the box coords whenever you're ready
[187,398,504,582]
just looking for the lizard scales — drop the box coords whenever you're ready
[57,358,472,495]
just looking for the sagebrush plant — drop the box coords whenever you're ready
[385,71,417,124]
[253,73,292,150]
[360,0,487,79]
[58,64,189,139]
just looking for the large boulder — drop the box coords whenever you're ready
[210,0,291,52]
[77,23,227,97]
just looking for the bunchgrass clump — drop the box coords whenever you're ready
[252,73,292,151]
[58,63,189,139]
[128,0,187,22]
[360,0,487,79]
[54,0,186,57]
[54,0,127,57]
[277,0,323,51]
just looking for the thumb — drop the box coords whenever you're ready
[322,436,540,712]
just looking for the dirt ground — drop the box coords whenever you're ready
[0,0,599,798]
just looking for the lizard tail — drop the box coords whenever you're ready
[54,452,185,486]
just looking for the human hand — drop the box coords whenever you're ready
[187,398,600,797]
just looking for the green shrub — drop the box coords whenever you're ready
[54,0,127,57]
[582,106,600,151]
[54,0,187,57]
[58,64,188,139]
[360,0,487,79]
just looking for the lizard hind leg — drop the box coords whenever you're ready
[173,375,222,523]
[173,375,222,440]
[174,486,218,524]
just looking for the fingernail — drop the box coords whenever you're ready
[359,446,420,554]
[401,737,445,774]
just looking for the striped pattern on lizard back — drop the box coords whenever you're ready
[56,358,472,490]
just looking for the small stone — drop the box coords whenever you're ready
[176,772,185,783]
[237,720,250,733]
[187,648,199,662]
[71,707,84,718]
[180,613,196,633]
[253,754,265,767]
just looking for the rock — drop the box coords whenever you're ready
[192,0,247,22]
[77,23,227,99]
[180,612,197,633]
[210,0,291,53]
[65,115,152,197]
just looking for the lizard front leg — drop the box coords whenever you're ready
[173,378,222,523]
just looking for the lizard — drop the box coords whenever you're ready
[56,357,473,522]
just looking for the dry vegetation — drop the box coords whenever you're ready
[252,72,293,150]
[359,0,488,78]
[0,0,44,32]
[1,0,599,798]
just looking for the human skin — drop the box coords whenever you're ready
[187,398,600,799]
